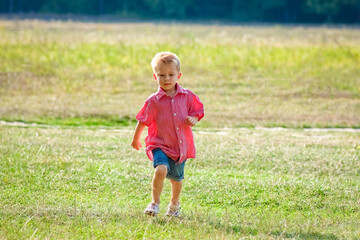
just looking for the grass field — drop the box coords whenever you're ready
[0,20,360,239]
[1,125,359,239]
[0,20,359,128]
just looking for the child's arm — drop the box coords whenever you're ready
[186,116,199,126]
[187,92,204,126]
[131,121,146,150]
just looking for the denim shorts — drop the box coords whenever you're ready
[152,148,186,182]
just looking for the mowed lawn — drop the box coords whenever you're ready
[0,20,360,239]
[0,125,359,239]
[0,20,359,128]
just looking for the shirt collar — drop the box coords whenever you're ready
[155,83,187,100]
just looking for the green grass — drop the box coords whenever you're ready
[0,20,359,128]
[0,115,136,127]
[1,125,359,239]
[0,20,360,239]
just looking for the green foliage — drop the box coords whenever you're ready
[305,0,342,21]
[40,0,98,14]
[1,0,360,23]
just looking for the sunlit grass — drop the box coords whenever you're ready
[1,20,359,239]
[0,20,359,128]
[1,125,359,238]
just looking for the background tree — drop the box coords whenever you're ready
[304,0,341,22]
[0,0,359,23]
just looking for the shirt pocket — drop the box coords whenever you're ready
[177,101,189,126]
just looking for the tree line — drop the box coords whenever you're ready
[1,0,360,23]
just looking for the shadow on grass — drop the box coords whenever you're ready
[3,206,342,239]
[271,231,338,239]
[1,114,137,127]
[173,212,342,239]
[174,212,260,236]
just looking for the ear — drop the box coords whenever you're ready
[177,73,182,79]
[153,73,157,81]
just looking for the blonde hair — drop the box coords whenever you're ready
[151,52,181,72]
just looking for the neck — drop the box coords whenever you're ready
[165,88,176,97]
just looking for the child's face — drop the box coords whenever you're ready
[153,61,181,94]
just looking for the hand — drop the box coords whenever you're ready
[131,139,142,150]
[186,116,198,126]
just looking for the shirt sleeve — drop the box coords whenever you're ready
[136,100,154,126]
[188,92,204,121]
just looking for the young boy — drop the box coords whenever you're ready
[131,52,204,217]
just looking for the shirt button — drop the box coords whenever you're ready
[177,127,179,130]
[172,99,174,102]
[180,140,182,143]
[174,113,177,116]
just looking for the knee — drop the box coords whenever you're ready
[154,165,167,178]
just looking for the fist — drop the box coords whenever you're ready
[131,140,142,150]
[186,116,198,126]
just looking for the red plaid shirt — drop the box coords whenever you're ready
[136,83,204,163]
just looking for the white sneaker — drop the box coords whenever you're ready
[166,204,181,217]
[144,202,159,216]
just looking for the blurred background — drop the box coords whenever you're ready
[1,0,360,23]
[0,0,359,129]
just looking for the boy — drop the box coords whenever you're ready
[131,52,204,217]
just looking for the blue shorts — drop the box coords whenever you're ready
[152,148,186,182]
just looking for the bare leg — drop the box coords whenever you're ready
[152,165,167,204]
[170,179,182,206]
